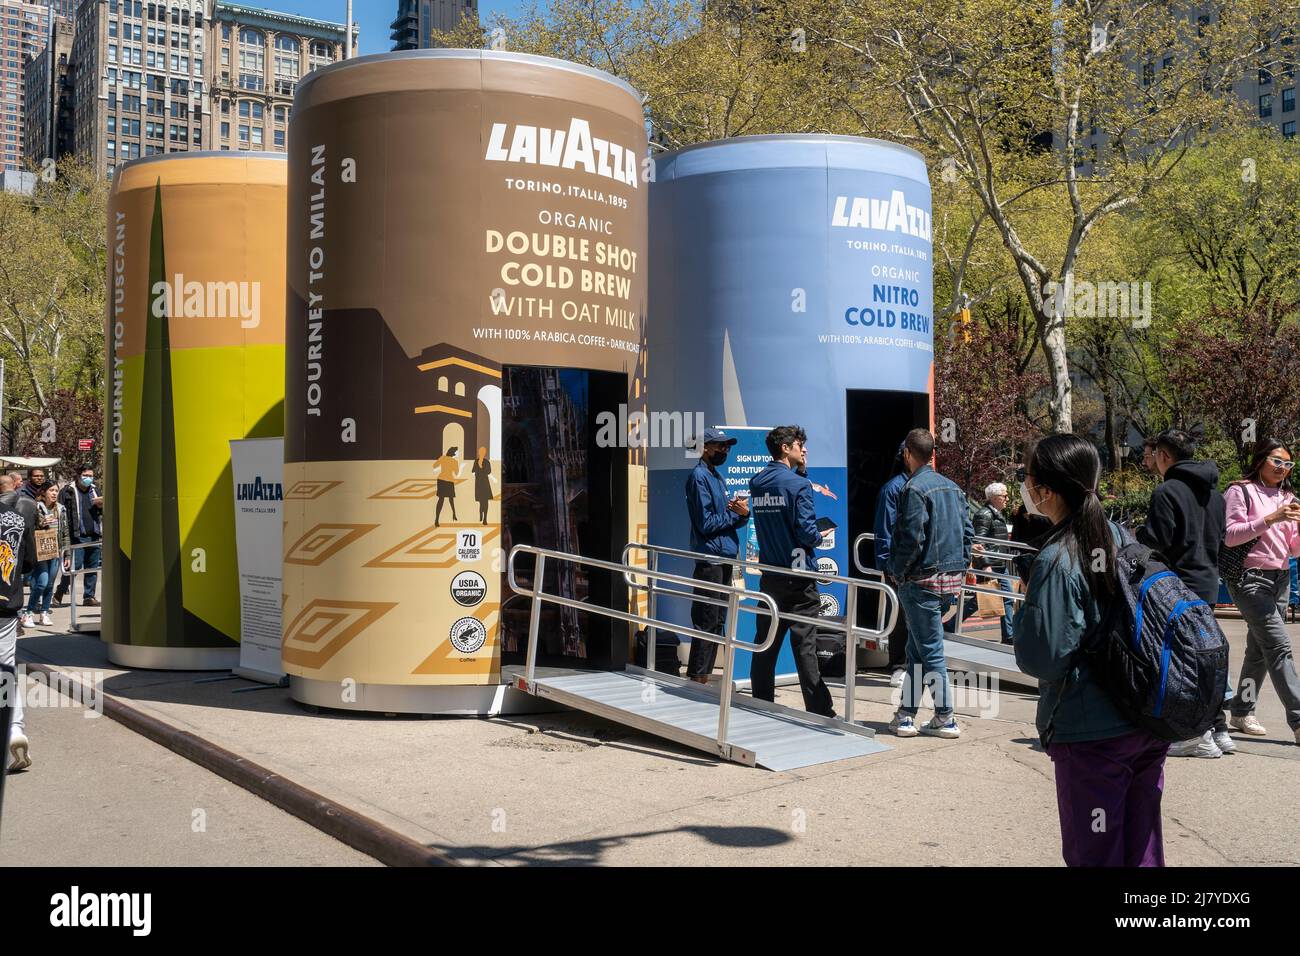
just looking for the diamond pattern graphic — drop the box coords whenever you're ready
[285,523,379,566]
[365,524,500,569]
[370,478,443,500]
[285,480,343,500]
[282,599,398,669]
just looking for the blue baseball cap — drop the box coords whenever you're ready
[702,427,738,446]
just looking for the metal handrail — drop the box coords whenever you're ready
[620,541,899,728]
[506,543,781,757]
[853,531,1038,638]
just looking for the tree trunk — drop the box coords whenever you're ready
[1039,304,1073,434]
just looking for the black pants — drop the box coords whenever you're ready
[750,573,835,717]
[885,575,908,670]
[686,561,728,678]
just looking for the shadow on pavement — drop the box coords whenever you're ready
[435,823,793,866]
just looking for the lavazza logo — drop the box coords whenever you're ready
[235,476,283,501]
[50,886,151,936]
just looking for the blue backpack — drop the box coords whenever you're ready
[1083,529,1230,742]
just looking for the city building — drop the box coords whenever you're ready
[1,0,51,172]
[23,12,71,166]
[68,0,355,179]
[390,0,477,50]
[207,1,351,154]
[71,0,209,178]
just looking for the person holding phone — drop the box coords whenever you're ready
[1222,439,1300,746]
[684,428,749,683]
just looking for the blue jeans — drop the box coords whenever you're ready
[73,540,100,600]
[996,573,1015,642]
[898,581,956,718]
[26,558,59,614]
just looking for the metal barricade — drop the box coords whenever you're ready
[619,541,899,728]
[60,541,102,633]
[507,544,782,760]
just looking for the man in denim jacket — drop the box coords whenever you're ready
[888,429,974,739]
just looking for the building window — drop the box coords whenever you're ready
[438,376,449,392]
[1260,93,1273,118]
[454,382,466,397]
[238,123,248,142]
[221,121,229,138]
[1260,68,1273,86]
[273,128,284,147]
[1284,121,1296,138]
[1284,87,1295,113]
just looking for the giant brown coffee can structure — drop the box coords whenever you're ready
[283,50,648,713]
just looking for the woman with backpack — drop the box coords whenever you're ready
[1222,439,1300,745]
[1014,434,1170,867]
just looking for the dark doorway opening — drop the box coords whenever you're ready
[846,390,931,628]
[499,366,629,671]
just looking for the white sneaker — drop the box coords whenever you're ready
[889,668,906,688]
[920,714,961,739]
[890,713,918,737]
[1229,714,1267,736]
[1167,730,1221,758]
[20,612,34,629]
[7,731,30,771]
[40,612,52,627]
[1212,729,1237,755]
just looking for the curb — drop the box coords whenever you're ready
[22,660,459,868]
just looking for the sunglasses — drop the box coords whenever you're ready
[1267,456,1295,472]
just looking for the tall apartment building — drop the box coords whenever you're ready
[390,0,477,50]
[72,0,209,178]
[208,1,349,154]
[1,0,51,171]
[23,12,71,165]
[40,0,76,19]
[68,0,353,179]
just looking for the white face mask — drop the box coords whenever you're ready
[1020,480,1044,517]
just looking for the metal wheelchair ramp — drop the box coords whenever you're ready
[944,637,1034,688]
[513,666,890,771]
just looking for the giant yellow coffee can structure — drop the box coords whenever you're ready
[103,152,287,669]
[283,50,648,713]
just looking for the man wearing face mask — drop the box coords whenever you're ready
[55,465,103,607]
[684,428,750,684]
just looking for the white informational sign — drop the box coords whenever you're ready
[230,438,285,684]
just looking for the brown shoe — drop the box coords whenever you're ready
[82,597,100,607]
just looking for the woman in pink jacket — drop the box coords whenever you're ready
[1223,439,1300,745]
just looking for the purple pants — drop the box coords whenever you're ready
[1047,730,1170,867]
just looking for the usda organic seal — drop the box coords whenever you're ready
[450,570,487,607]
[449,616,487,654]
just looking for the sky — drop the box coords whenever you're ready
[262,1,530,56]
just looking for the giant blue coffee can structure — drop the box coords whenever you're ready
[647,134,934,680]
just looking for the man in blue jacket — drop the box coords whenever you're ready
[888,428,973,739]
[684,427,750,683]
[873,441,910,688]
[748,425,836,717]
